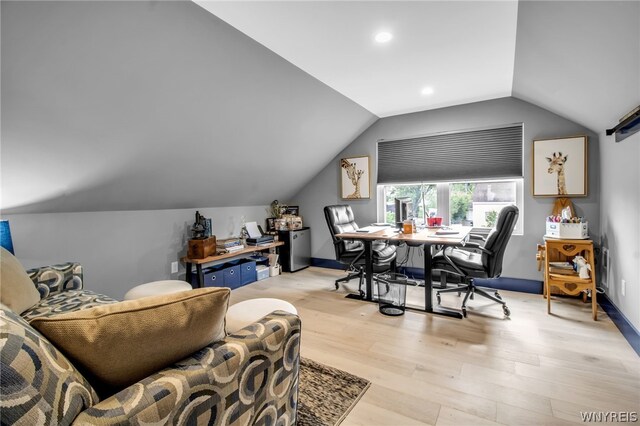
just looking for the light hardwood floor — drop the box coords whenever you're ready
[231,267,640,425]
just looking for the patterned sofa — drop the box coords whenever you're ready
[1,263,301,425]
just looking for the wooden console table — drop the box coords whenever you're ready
[183,241,284,288]
[543,238,597,320]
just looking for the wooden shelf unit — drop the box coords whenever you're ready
[543,238,597,320]
[182,241,284,288]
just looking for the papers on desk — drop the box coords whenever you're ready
[356,225,390,233]
[435,230,460,235]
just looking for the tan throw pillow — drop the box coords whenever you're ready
[0,247,41,314]
[30,287,230,397]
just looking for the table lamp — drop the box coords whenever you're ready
[1,220,15,254]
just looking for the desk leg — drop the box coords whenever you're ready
[364,240,373,301]
[196,264,204,289]
[185,262,193,287]
[423,243,463,319]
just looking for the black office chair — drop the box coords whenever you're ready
[324,205,397,297]
[433,205,519,318]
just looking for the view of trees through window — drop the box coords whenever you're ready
[382,180,518,228]
[383,183,436,224]
[449,182,476,225]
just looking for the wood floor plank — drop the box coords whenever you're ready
[349,384,441,425]
[229,267,638,425]
[435,406,502,426]
[496,403,579,426]
[343,400,431,426]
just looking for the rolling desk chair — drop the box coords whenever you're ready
[324,205,397,297]
[433,205,519,318]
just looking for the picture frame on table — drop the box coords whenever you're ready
[266,218,276,232]
[284,206,299,216]
[532,136,588,197]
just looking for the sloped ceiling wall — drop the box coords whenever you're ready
[512,0,639,133]
[1,0,376,214]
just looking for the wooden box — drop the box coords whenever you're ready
[188,236,217,259]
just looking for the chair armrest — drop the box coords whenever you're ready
[27,262,83,299]
[469,233,486,242]
[72,311,301,426]
[458,241,493,256]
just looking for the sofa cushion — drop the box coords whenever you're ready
[0,303,98,425]
[0,248,41,314]
[27,262,84,299]
[31,287,230,397]
[22,290,118,322]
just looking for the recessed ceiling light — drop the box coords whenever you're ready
[374,32,393,43]
[421,87,434,96]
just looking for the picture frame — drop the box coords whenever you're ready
[532,136,588,197]
[284,206,299,216]
[340,155,371,199]
[266,218,276,232]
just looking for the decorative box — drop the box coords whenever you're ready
[545,222,588,239]
[187,236,217,259]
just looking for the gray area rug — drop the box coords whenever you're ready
[297,357,371,426]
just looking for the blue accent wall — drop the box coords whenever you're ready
[397,266,543,294]
[599,293,640,356]
[310,257,344,270]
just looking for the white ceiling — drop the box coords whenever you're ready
[195,1,519,118]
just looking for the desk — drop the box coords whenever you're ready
[336,227,472,319]
[183,241,284,288]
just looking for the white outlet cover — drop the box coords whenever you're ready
[171,262,179,274]
[621,279,626,297]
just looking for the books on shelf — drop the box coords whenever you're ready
[223,245,245,253]
[217,238,242,248]
[548,261,573,269]
[549,267,577,275]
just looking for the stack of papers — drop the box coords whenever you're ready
[356,225,390,233]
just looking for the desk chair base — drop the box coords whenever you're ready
[335,266,365,298]
[436,280,510,318]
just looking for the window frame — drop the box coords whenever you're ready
[377,178,524,235]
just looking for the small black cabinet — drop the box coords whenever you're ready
[278,227,311,272]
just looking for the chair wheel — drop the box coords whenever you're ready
[461,307,467,318]
[503,305,510,318]
[495,291,502,300]
[335,282,339,290]
[359,290,365,298]
[436,294,441,305]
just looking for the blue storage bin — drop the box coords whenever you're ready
[249,255,269,266]
[222,262,242,289]
[191,264,225,288]
[238,259,257,285]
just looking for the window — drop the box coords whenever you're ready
[378,179,523,234]
[382,183,437,225]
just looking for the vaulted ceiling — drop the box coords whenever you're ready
[2,1,638,214]
[195,0,519,117]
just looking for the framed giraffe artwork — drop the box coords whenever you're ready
[340,155,371,199]
[532,135,588,197]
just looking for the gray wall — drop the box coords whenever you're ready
[599,131,639,329]
[4,206,269,300]
[292,97,599,282]
[511,1,639,329]
[1,0,375,214]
